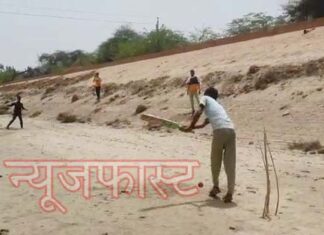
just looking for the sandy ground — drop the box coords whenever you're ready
[0,116,324,234]
[0,116,324,235]
[1,27,324,235]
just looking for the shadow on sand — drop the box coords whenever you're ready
[140,198,237,212]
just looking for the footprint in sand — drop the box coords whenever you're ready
[246,186,258,194]
[311,187,317,192]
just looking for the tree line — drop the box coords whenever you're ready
[1,0,323,84]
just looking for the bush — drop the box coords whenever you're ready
[0,66,17,84]
[288,141,323,153]
[135,104,148,115]
[57,113,77,123]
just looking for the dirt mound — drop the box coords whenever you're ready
[106,118,131,129]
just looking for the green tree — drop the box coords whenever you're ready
[189,27,220,43]
[0,65,17,84]
[96,25,187,61]
[116,40,147,59]
[38,50,94,73]
[283,0,324,22]
[144,26,188,53]
[226,12,277,36]
[96,25,143,62]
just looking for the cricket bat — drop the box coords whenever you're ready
[140,114,181,129]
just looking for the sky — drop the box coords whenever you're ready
[0,0,288,70]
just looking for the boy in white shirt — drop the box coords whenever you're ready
[181,87,236,203]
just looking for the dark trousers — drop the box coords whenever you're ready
[7,114,23,128]
[95,87,101,100]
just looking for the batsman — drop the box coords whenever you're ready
[181,87,236,203]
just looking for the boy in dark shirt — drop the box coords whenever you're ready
[183,70,201,115]
[6,95,27,129]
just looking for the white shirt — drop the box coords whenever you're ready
[200,96,234,130]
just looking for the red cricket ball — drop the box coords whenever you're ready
[198,182,204,188]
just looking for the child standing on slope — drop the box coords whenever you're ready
[184,69,201,115]
[7,95,27,129]
[93,72,102,102]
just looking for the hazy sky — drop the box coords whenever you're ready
[0,0,288,69]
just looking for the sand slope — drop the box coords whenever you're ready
[0,27,324,235]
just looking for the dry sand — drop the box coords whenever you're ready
[1,27,324,235]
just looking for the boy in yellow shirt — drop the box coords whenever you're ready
[93,72,102,102]
[184,70,201,115]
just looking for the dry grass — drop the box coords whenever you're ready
[29,111,42,118]
[102,83,120,97]
[44,86,56,95]
[169,77,183,87]
[41,86,57,100]
[247,65,261,74]
[0,105,9,115]
[202,71,224,87]
[288,141,323,153]
[254,68,277,90]
[106,118,131,128]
